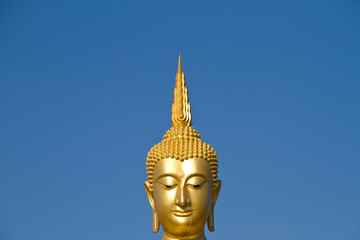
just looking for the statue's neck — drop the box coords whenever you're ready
[162,232,206,240]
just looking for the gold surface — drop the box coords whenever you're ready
[171,55,191,127]
[145,56,221,240]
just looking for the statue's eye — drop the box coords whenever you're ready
[157,176,178,190]
[163,184,177,190]
[187,176,207,189]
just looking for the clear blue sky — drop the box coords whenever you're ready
[1,1,359,240]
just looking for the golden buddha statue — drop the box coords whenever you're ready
[145,56,221,240]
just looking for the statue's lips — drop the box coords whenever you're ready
[172,209,194,217]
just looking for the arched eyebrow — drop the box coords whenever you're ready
[185,173,209,182]
[155,174,179,183]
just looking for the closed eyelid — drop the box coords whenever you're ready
[186,176,208,186]
[156,175,178,185]
[185,174,209,183]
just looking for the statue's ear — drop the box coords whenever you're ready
[144,181,155,209]
[212,180,221,207]
[208,180,221,232]
[144,181,160,233]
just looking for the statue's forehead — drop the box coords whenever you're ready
[153,158,211,179]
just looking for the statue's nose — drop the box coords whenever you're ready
[175,185,190,207]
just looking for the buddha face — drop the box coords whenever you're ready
[145,158,221,240]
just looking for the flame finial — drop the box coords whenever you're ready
[171,55,192,127]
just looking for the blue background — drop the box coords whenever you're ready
[1,1,359,239]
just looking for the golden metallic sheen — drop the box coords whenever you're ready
[145,56,221,240]
[171,56,192,127]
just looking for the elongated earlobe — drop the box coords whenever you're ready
[208,180,221,232]
[207,208,215,231]
[153,210,160,233]
[144,181,159,233]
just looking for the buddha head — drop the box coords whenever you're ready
[144,56,221,240]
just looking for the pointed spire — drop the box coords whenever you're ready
[178,54,183,73]
[171,55,192,127]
